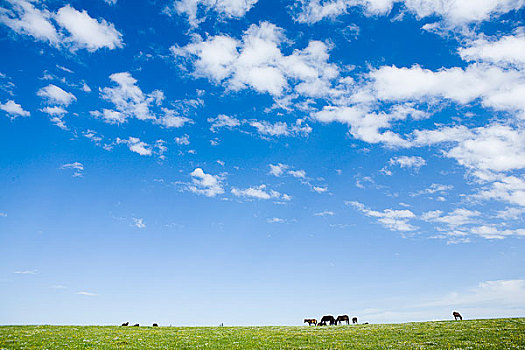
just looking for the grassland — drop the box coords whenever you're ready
[1,318,524,349]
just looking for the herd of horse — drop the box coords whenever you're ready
[304,315,358,326]
[120,311,463,328]
[305,311,463,326]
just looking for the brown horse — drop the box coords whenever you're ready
[453,311,462,321]
[304,318,317,326]
[336,315,349,325]
[320,315,336,326]
[352,317,358,324]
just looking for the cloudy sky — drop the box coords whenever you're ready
[0,0,524,326]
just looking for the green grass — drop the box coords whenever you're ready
[1,318,524,349]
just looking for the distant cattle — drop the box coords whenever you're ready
[336,315,350,325]
[152,323,158,327]
[453,311,462,321]
[132,324,139,327]
[320,315,336,326]
[352,317,358,324]
[304,318,317,326]
[121,322,129,326]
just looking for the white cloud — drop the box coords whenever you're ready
[188,168,225,197]
[0,1,123,51]
[389,155,426,170]
[117,137,153,156]
[173,22,339,99]
[37,84,76,105]
[288,169,306,178]
[76,291,98,296]
[269,163,288,177]
[422,208,481,227]
[175,134,190,145]
[231,184,288,200]
[473,175,525,207]
[267,217,285,223]
[0,0,59,44]
[293,0,525,26]
[60,162,84,177]
[40,106,66,116]
[1,99,30,117]
[496,207,525,220]
[314,210,335,216]
[169,0,258,27]
[312,186,328,193]
[160,108,192,128]
[420,279,525,308]
[100,72,155,122]
[208,114,241,132]
[411,183,454,196]
[371,64,525,117]
[349,201,418,232]
[55,5,123,51]
[248,119,312,137]
[14,270,37,274]
[132,217,146,228]
[459,30,525,68]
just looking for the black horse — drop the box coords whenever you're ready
[320,315,336,326]
[152,323,158,327]
[352,317,358,324]
[121,322,129,326]
[453,311,462,321]
[132,324,139,327]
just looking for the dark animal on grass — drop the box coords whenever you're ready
[336,315,349,325]
[363,322,369,325]
[352,317,358,324]
[132,324,139,327]
[121,322,129,326]
[320,315,336,326]
[317,321,326,326]
[153,323,158,327]
[304,318,317,326]
[453,311,462,321]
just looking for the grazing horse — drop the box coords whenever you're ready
[121,322,129,326]
[320,315,336,326]
[453,311,462,321]
[352,317,358,324]
[317,321,327,326]
[132,324,139,327]
[152,323,158,327]
[336,315,350,325]
[304,318,317,326]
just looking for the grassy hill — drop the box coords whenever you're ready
[1,318,523,349]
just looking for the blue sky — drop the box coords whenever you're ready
[0,0,524,326]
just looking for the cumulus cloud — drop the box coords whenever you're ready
[169,0,258,27]
[293,0,525,26]
[174,134,190,145]
[422,208,481,227]
[208,114,241,132]
[389,155,426,170]
[173,22,339,98]
[459,30,525,68]
[231,184,289,200]
[0,0,123,51]
[348,201,418,232]
[37,84,76,105]
[269,163,289,176]
[1,99,30,117]
[54,5,123,51]
[116,137,153,156]
[188,168,225,197]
